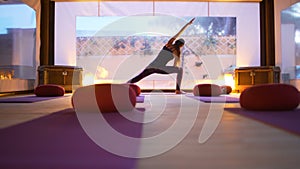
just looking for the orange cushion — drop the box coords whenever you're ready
[95,84,136,113]
[72,84,136,113]
[34,84,65,97]
[193,84,222,96]
[123,83,141,96]
[240,84,299,111]
[221,85,232,94]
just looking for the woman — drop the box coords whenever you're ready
[127,18,195,94]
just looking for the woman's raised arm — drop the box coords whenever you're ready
[172,18,195,39]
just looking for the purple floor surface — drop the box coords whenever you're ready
[187,95,240,103]
[225,107,300,136]
[136,95,145,103]
[0,95,66,103]
[0,108,143,169]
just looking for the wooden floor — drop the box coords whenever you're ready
[1,92,300,169]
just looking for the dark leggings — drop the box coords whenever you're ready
[127,66,183,90]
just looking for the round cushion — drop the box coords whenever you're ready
[240,84,299,111]
[34,84,65,97]
[193,84,222,96]
[123,83,141,96]
[72,84,137,113]
[72,83,136,113]
[96,84,137,113]
[221,85,232,94]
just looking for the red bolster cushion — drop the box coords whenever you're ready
[34,84,65,97]
[221,85,232,94]
[123,83,141,96]
[72,83,136,113]
[193,84,222,96]
[95,84,136,113]
[240,84,299,111]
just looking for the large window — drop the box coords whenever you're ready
[0,3,36,92]
[55,2,260,89]
[281,2,300,81]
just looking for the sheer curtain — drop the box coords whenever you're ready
[55,1,260,89]
[22,0,41,86]
[0,0,40,92]
[55,2,260,66]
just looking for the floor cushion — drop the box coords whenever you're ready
[221,85,232,94]
[193,84,222,96]
[240,83,299,111]
[123,83,141,96]
[72,83,136,113]
[34,84,65,97]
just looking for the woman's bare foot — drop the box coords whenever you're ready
[175,90,185,94]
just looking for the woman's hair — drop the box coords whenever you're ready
[174,38,185,47]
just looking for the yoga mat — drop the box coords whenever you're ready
[0,94,143,103]
[0,108,143,169]
[225,108,300,135]
[136,95,145,103]
[0,95,67,103]
[187,95,240,103]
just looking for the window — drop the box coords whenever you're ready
[0,4,36,79]
[0,3,36,92]
[55,2,260,89]
[281,2,300,80]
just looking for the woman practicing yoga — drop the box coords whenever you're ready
[127,18,195,94]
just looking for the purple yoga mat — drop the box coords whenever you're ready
[0,95,66,103]
[0,108,143,169]
[0,95,144,104]
[225,108,300,136]
[187,95,240,103]
[136,95,145,103]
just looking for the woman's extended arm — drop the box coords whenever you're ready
[172,18,195,39]
[166,18,195,45]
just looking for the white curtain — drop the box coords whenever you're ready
[54,2,260,89]
[21,0,41,86]
[55,2,260,66]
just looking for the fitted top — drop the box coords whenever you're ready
[147,38,181,68]
[148,46,174,68]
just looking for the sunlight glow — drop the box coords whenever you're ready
[82,72,95,86]
[224,73,235,90]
